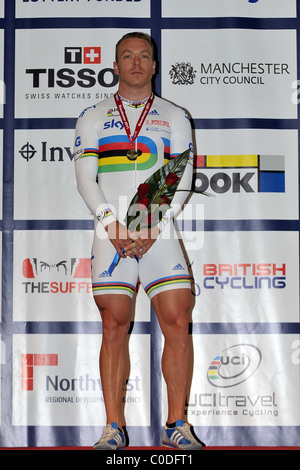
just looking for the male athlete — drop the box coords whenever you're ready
[74,32,203,450]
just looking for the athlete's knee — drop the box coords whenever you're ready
[153,291,191,346]
[168,312,189,337]
[95,294,132,342]
[159,305,190,342]
[154,289,191,323]
[102,313,131,346]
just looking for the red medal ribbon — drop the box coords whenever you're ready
[114,92,154,150]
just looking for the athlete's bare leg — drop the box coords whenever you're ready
[94,294,133,429]
[151,288,192,424]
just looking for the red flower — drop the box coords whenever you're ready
[137,183,150,198]
[159,195,169,205]
[137,197,150,209]
[165,172,179,186]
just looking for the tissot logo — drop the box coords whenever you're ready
[65,47,101,65]
[25,45,118,89]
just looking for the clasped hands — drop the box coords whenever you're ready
[106,220,160,259]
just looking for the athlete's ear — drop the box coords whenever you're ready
[152,60,156,76]
[113,61,119,76]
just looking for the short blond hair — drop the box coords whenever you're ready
[115,32,155,62]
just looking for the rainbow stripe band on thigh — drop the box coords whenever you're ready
[145,275,191,297]
[92,282,136,297]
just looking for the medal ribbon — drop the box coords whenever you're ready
[114,92,154,151]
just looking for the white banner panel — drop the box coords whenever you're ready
[16,0,150,18]
[187,231,299,323]
[192,128,298,220]
[0,130,3,220]
[0,232,2,323]
[0,232,2,325]
[13,230,97,322]
[0,29,4,119]
[162,335,300,429]
[15,28,150,119]
[14,129,91,220]
[0,332,1,425]
[12,334,151,429]
[162,0,297,18]
[162,29,297,119]
[13,230,151,323]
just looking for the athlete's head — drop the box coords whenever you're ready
[113,32,156,95]
[115,32,155,63]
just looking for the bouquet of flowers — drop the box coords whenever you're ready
[125,148,190,233]
[107,148,191,275]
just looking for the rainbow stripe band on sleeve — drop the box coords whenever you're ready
[145,275,191,297]
[80,149,99,158]
[92,281,136,297]
[103,208,113,219]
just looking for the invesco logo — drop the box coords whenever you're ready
[207,344,262,388]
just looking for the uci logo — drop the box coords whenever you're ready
[207,344,262,388]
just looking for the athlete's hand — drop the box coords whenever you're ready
[106,221,144,259]
[127,226,160,256]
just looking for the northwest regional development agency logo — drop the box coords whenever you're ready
[22,354,58,391]
[207,344,262,388]
[193,154,285,194]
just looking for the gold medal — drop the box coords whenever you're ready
[126,148,139,161]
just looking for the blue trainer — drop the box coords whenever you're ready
[94,422,125,450]
[162,419,204,450]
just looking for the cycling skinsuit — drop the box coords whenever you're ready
[74,93,193,299]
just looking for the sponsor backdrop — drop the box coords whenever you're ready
[0,0,299,448]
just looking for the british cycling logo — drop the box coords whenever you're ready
[207,344,262,388]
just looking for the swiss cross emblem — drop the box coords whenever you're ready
[84,47,101,64]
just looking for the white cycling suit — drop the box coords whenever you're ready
[74,93,193,299]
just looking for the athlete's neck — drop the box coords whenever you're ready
[117,84,152,103]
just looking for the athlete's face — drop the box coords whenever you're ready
[113,38,156,91]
